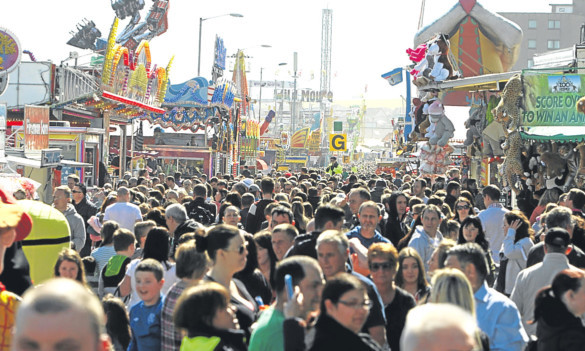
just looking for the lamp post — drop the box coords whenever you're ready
[198,13,243,76]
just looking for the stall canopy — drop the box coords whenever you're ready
[256,159,268,170]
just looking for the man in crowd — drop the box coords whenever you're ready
[103,187,143,233]
[446,243,528,351]
[272,223,298,261]
[249,256,324,351]
[412,178,428,204]
[347,188,371,229]
[246,178,276,234]
[325,156,342,176]
[408,204,443,273]
[401,304,479,351]
[166,203,203,255]
[511,227,576,336]
[270,206,294,230]
[316,230,387,347]
[184,184,216,226]
[346,201,391,248]
[286,204,345,259]
[67,174,80,190]
[526,206,585,267]
[12,278,111,351]
[72,183,98,256]
[565,188,585,219]
[53,185,86,253]
[478,185,508,264]
[240,193,255,228]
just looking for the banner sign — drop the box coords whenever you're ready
[214,35,226,70]
[522,72,585,127]
[381,67,403,86]
[24,105,50,151]
[0,28,21,75]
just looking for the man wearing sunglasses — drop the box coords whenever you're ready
[316,230,387,348]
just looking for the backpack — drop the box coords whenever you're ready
[189,204,214,225]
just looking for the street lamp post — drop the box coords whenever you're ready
[258,67,263,120]
[197,13,243,76]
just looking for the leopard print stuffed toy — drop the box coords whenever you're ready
[492,74,523,131]
[499,128,525,194]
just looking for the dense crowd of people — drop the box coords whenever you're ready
[3,157,585,351]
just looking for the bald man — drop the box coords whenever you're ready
[12,278,111,351]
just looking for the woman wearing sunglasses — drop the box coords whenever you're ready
[309,273,382,351]
[367,243,416,351]
[200,224,258,342]
[453,197,476,224]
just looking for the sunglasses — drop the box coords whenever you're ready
[72,190,82,194]
[369,262,394,272]
[227,243,248,255]
[456,205,471,210]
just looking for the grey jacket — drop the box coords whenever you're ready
[63,204,86,252]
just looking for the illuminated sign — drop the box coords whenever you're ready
[0,28,21,75]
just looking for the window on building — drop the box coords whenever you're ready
[548,20,561,29]
[528,59,534,68]
[548,40,561,49]
[528,20,537,29]
[528,40,537,49]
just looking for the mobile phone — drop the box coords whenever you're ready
[285,274,294,300]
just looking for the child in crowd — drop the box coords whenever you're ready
[82,256,99,294]
[128,259,165,351]
[99,229,136,298]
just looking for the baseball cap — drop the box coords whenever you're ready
[0,189,32,242]
[249,184,261,193]
[544,227,571,248]
[242,178,254,188]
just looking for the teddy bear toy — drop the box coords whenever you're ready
[425,100,455,147]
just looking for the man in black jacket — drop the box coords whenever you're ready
[185,184,217,225]
[286,204,345,259]
[166,203,203,256]
[245,178,276,234]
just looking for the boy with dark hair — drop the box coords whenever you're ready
[99,229,135,297]
[128,259,165,351]
[246,177,276,234]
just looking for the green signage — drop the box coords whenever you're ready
[522,71,585,127]
[333,121,343,132]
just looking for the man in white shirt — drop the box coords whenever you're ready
[103,187,142,233]
[408,204,443,273]
[478,185,508,264]
[510,227,575,336]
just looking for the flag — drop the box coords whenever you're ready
[290,127,310,149]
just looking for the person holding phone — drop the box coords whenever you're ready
[249,256,324,351]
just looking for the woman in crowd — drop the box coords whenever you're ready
[118,227,179,307]
[90,221,120,275]
[252,231,277,288]
[161,239,209,351]
[499,210,535,296]
[174,282,247,351]
[234,233,272,307]
[395,247,430,302]
[368,243,416,351]
[309,273,382,351]
[303,202,314,219]
[381,192,410,247]
[102,294,131,351]
[428,268,489,350]
[456,216,496,286]
[534,269,585,350]
[453,197,476,224]
[199,224,258,341]
[222,205,243,230]
[54,248,88,286]
[427,238,456,277]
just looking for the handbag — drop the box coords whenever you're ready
[494,254,508,293]
[113,285,131,304]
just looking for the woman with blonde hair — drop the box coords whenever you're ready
[429,268,489,350]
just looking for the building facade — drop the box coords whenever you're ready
[499,1,585,71]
